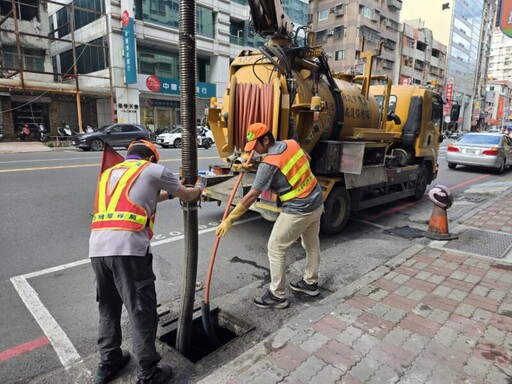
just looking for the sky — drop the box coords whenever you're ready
[400,0,453,45]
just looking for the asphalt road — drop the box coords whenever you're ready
[0,140,508,383]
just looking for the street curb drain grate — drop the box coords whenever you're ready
[444,228,512,259]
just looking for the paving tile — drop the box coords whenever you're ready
[313,339,360,371]
[289,355,326,383]
[351,333,380,356]
[265,343,310,374]
[309,364,344,384]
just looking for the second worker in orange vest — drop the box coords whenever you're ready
[216,123,325,309]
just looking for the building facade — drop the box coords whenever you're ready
[485,80,512,129]
[308,0,402,82]
[47,0,308,133]
[399,20,447,90]
[488,28,512,82]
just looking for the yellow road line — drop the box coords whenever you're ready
[0,156,221,173]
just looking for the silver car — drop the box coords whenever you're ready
[446,133,512,174]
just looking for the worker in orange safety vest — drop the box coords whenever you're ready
[216,123,325,309]
[89,139,203,384]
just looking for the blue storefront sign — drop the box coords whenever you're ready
[121,0,137,84]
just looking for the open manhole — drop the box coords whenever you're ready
[444,228,512,259]
[158,307,254,363]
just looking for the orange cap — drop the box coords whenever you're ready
[128,139,160,163]
[244,123,270,151]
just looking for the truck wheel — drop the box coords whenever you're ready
[413,164,429,200]
[321,186,350,235]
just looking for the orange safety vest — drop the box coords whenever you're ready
[263,140,317,202]
[91,160,156,239]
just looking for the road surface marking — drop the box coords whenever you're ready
[0,336,50,362]
[10,275,88,372]
[0,156,220,173]
[6,216,259,373]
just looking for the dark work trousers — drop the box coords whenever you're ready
[91,252,161,380]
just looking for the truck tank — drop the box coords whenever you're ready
[212,57,381,158]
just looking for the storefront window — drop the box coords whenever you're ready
[141,106,155,132]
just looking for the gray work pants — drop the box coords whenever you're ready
[91,252,161,380]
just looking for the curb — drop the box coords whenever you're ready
[196,244,425,384]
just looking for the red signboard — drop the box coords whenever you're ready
[444,80,453,115]
[498,96,505,119]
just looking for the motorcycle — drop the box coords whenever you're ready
[57,121,78,138]
[19,124,32,141]
[0,125,4,141]
[37,123,49,142]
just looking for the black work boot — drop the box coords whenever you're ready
[94,350,131,384]
[136,364,173,384]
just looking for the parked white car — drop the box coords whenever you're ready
[156,126,214,149]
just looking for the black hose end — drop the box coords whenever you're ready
[201,302,221,348]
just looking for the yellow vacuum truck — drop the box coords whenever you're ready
[202,0,459,234]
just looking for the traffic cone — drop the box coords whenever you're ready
[425,185,458,240]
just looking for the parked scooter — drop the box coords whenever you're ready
[0,125,4,141]
[19,123,32,141]
[57,121,78,138]
[38,123,49,142]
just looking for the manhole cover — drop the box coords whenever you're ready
[444,229,512,259]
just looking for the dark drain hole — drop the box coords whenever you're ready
[158,307,253,363]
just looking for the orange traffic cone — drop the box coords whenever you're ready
[425,185,458,240]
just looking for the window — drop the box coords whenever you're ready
[150,0,166,16]
[318,9,329,21]
[359,6,373,19]
[137,46,211,82]
[315,29,328,44]
[334,26,345,40]
[123,125,139,132]
[59,37,107,75]
[335,50,345,60]
[137,1,215,38]
[0,0,38,21]
[3,45,45,72]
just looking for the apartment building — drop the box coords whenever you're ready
[399,20,447,90]
[308,0,402,82]
[485,80,512,128]
[488,28,512,82]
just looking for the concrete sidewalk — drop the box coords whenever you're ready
[198,192,512,383]
[0,141,54,153]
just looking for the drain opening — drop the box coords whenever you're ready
[158,307,253,363]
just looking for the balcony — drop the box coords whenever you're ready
[387,0,402,11]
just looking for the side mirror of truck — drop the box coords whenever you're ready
[450,104,460,122]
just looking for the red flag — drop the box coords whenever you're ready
[100,142,124,173]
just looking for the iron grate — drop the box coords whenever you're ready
[444,228,512,259]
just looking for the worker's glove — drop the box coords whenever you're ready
[195,177,205,193]
[232,163,254,173]
[216,202,248,238]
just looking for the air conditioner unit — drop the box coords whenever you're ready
[335,6,344,16]
[327,30,334,36]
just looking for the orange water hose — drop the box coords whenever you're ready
[203,150,255,305]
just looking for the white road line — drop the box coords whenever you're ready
[9,215,261,374]
[10,276,88,373]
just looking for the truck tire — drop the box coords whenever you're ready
[321,186,350,235]
[413,164,429,200]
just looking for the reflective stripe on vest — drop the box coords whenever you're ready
[263,140,317,202]
[91,160,156,238]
